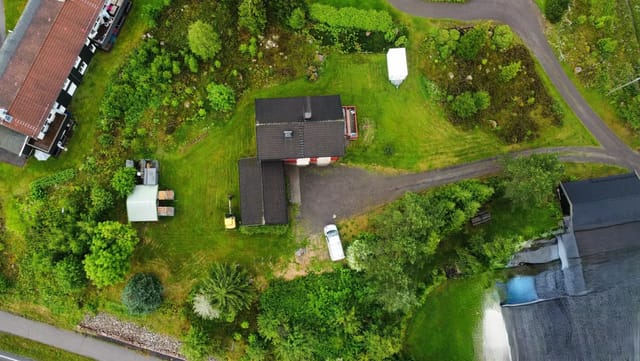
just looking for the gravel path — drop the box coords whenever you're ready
[0,311,162,361]
[79,313,183,360]
[299,147,630,232]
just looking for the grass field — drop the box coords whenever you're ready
[404,273,492,361]
[0,333,94,361]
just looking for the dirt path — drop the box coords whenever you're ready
[299,146,628,232]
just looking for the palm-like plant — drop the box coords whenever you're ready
[193,263,255,322]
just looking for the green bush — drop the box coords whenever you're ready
[238,0,267,35]
[206,83,235,113]
[456,27,487,60]
[111,167,137,198]
[0,273,9,293]
[499,61,522,82]
[83,221,139,288]
[309,4,394,33]
[287,7,306,30]
[29,169,77,200]
[450,91,490,119]
[192,263,255,322]
[181,326,216,361]
[492,25,514,51]
[121,273,163,315]
[596,37,618,57]
[545,0,569,23]
[188,21,222,61]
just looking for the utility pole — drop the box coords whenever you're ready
[607,76,640,95]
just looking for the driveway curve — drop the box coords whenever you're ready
[388,0,640,169]
[299,146,629,232]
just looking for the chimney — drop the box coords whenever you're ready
[303,96,312,120]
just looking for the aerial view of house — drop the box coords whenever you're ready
[1,0,640,360]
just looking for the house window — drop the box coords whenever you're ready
[74,56,81,68]
[62,78,71,91]
[67,82,78,96]
[78,62,88,75]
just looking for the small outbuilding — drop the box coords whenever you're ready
[386,48,408,88]
[126,185,159,222]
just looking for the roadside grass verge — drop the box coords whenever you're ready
[4,0,27,31]
[0,332,94,361]
[563,162,629,179]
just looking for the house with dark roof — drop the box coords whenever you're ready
[501,172,640,361]
[0,0,131,166]
[238,95,346,226]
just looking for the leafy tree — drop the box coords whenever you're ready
[545,0,569,23]
[499,61,522,82]
[492,25,514,51]
[111,167,137,198]
[188,21,222,61]
[192,263,255,322]
[502,154,565,209]
[287,7,306,30]
[121,273,163,314]
[89,186,115,218]
[206,83,235,112]
[83,221,139,288]
[238,0,267,35]
[456,27,486,60]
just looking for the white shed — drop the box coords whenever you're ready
[126,185,159,222]
[386,48,408,88]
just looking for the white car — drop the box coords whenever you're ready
[323,224,345,261]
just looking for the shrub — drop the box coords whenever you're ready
[121,273,163,314]
[0,273,9,293]
[83,221,139,288]
[287,7,306,30]
[451,92,478,119]
[188,21,222,61]
[492,25,514,51]
[206,83,235,113]
[502,154,565,209]
[29,169,77,200]
[545,0,569,23]
[456,27,487,60]
[111,167,137,198]
[238,224,289,235]
[309,4,394,33]
[597,38,618,58]
[181,326,216,361]
[238,0,267,35]
[499,61,522,82]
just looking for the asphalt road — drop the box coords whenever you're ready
[0,311,161,361]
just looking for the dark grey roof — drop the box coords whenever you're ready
[502,248,640,361]
[238,158,288,226]
[0,125,27,155]
[255,96,345,160]
[574,221,640,258]
[560,173,640,231]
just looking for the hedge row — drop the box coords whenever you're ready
[29,168,77,200]
[309,4,394,32]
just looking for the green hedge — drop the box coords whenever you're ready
[309,4,394,32]
[239,224,289,236]
[29,168,77,200]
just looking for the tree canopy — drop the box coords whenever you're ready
[83,221,139,288]
[192,263,255,322]
[188,21,222,61]
[238,0,267,35]
[111,167,137,198]
[121,273,164,314]
[502,154,565,209]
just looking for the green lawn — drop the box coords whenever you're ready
[404,273,492,361]
[0,333,94,361]
[3,0,27,31]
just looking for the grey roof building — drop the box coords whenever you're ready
[238,95,346,226]
[502,172,640,361]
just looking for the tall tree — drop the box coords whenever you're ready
[83,221,139,288]
[502,154,565,209]
[238,0,267,35]
[188,20,222,61]
[111,167,137,198]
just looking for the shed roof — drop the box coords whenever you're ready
[560,173,640,231]
[0,0,102,137]
[238,158,287,226]
[126,185,158,222]
[255,96,345,160]
[386,48,408,85]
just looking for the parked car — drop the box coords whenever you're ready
[323,224,345,261]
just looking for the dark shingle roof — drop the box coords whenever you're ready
[560,173,640,231]
[255,96,345,160]
[574,221,640,257]
[0,0,102,137]
[502,248,640,361]
[238,158,288,226]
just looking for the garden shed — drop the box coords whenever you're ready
[126,185,159,222]
[386,48,408,87]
